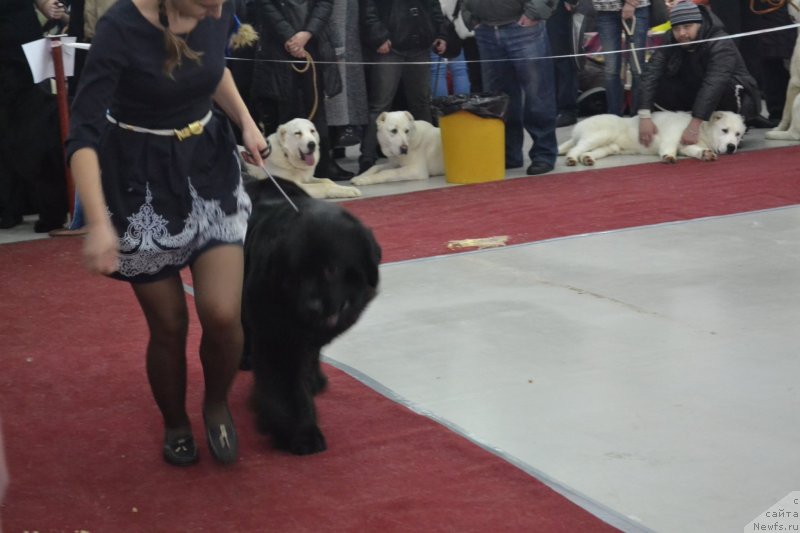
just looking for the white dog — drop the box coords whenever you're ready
[351,111,444,185]
[558,110,746,166]
[261,118,361,199]
[765,2,800,141]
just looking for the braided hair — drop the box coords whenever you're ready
[158,0,203,77]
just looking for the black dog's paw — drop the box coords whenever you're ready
[288,426,327,456]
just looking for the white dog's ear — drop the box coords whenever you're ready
[278,125,287,143]
[711,111,723,122]
[377,112,388,124]
[404,111,414,123]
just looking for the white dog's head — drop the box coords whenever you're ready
[705,111,746,155]
[277,118,320,170]
[376,111,416,158]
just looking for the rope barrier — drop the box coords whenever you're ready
[62,22,800,67]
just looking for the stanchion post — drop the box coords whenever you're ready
[48,35,75,219]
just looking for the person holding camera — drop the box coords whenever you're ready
[358,0,447,174]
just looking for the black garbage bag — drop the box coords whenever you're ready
[431,92,509,120]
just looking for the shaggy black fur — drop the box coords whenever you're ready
[242,178,381,455]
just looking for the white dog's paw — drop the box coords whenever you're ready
[351,174,375,186]
[661,154,677,164]
[328,184,362,198]
[580,155,595,166]
[565,157,577,166]
[701,150,718,162]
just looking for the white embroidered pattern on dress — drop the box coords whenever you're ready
[116,180,252,278]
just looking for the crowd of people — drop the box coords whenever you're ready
[0,0,797,469]
[1,0,797,235]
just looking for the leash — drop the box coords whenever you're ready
[291,51,319,121]
[622,17,642,75]
[246,141,300,213]
[260,163,300,213]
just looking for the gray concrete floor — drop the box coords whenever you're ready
[2,124,798,533]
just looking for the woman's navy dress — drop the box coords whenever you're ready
[66,0,251,282]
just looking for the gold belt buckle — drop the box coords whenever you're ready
[174,120,204,141]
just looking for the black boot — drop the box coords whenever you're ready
[319,160,355,182]
[0,213,23,229]
[746,115,778,129]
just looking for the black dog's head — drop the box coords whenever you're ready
[244,180,381,343]
[278,202,380,338]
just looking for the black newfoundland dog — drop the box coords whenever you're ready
[242,178,381,455]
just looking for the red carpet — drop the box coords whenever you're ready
[343,146,800,262]
[1,146,798,531]
[0,239,615,532]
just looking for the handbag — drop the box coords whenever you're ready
[436,0,463,59]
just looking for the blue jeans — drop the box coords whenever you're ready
[430,51,472,97]
[595,8,650,116]
[474,21,557,167]
[68,195,84,229]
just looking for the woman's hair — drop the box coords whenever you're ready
[158,0,204,77]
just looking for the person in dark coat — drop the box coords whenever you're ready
[250,0,352,180]
[736,1,796,123]
[548,0,580,127]
[357,0,447,174]
[0,0,69,231]
[638,1,766,149]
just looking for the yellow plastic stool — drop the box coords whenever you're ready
[439,110,505,184]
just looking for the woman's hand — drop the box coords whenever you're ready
[83,220,119,275]
[241,122,269,167]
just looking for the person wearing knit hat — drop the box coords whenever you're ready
[637,1,770,150]
[669,1,703,27]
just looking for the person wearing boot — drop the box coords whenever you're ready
[358,0,447,174]
[638,0,772,149]
[250,0,353,181]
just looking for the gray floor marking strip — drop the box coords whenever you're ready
[322,354,653,533]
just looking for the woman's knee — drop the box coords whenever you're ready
[150,312,190,344]
[199,305,242,343]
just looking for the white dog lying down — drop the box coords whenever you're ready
[558,110,746,166]
[765,2,800,142]
[351,111,444,185]
[260,118,361,199]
